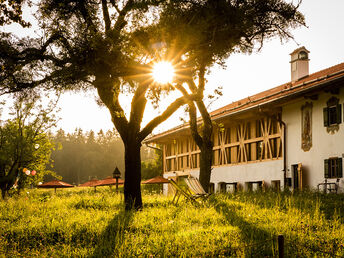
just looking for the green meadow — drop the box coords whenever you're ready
[1,188,344,257]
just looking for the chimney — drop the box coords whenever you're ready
[290,46,310,82]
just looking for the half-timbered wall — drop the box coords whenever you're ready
[163,116,283,173]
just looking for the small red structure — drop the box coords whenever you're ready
[79,179,100,192]
[79,179,100,187]
[94,176,124,187]
[38,180,74,192]
[142,176,169,184]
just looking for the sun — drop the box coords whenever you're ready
[152,61,175,84]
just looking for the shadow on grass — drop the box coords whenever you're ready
[91,209,133,257]
[232,190,344,221]
[211,198,275,256]
[212,193,344,257]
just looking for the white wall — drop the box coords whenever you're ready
[163,160,283,194]
[283,88,344,191]
[210,160,284,192]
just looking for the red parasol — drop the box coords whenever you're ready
[94,176,124,187]
[79,179,100,187]
[142,176,170,184]
[38,180,74,192]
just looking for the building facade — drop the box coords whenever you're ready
[146,47,344,194]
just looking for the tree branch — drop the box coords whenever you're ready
[101,0,111,32]
[109,0,121,14]
[95,78,129,139]
[129,80,151,131]
[113,0,133,33]
[175,84,203,146]
[77,1,97,33]
[139,95,193,142]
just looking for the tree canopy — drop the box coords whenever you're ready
[0,0,305,208]
[0,94,58,198]
[143,0,305,191]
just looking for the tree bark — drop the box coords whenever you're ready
[0,161,19,199]
[186,99,214,193]
[1,187,6,199]
[183,74,214,193]
[196,99,213,192]
[199,143,213,193]
[123,139,142,210]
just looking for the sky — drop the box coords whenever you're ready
[2,0,344,135]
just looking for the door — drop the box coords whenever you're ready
[292,163,303,190]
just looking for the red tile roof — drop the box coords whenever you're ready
[146,62,344,142]
[211,62,344,119]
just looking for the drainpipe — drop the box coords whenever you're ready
[277,118,287,188]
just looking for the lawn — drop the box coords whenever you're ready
[0,187,343,257]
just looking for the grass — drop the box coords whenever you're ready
[0,187,344,257]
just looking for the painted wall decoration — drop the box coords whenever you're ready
[301,102,312,151]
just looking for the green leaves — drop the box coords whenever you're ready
[0,94,59,194]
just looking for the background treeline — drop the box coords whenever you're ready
[51,128,161,185]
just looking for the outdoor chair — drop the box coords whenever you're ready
[169,178,200,205]
[183,176,211,201]
[330,178,340,193]
[169,177,211,205]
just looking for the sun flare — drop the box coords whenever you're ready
[152,61,175,84]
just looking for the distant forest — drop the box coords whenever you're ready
[51,129,161,185]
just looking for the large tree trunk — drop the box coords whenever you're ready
[185,96,214,193]
[0,161,19,199]
[196,99,213,193]
[124,140,143,210]
[199,142,213,193]
[1,187,6,199]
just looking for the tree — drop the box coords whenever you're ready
[0,0,304,208]
[0,94,58,199]
[150,0,305,191]
[0,1,197,210]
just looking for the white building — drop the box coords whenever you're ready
[146,47,344,194]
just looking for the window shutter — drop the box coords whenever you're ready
[337,104,342,124]
[338,158,343,178]
[324,159,330,178]
[323,107,329,126]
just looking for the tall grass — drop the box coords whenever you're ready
[0,188,343,257]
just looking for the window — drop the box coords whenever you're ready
[324,158,343,178]
[166,159,172,172]
[225,128,231,144]
[298,51,308,60]
[246,143,252,161]
[323,97,342,127]
[256,141,263,160]
[245,122,251,139]
[191,154,198,168]
[225,147,231,164]
[178,157,183,170]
